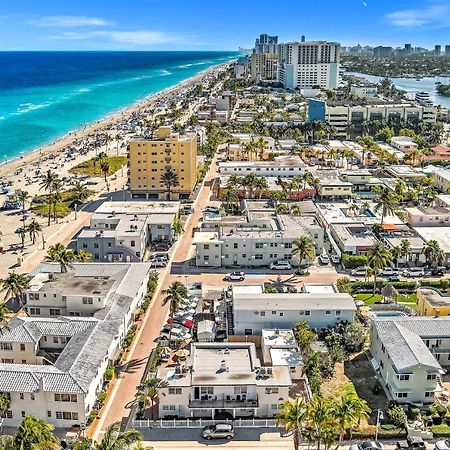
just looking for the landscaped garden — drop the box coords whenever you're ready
[69,155,127,177]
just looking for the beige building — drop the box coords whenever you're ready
[128,126,197,200]
[250,53,278,82]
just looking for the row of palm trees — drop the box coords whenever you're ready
[0,414,146,450]
[277,388,371,450]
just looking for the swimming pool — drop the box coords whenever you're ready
[373,311,407,317]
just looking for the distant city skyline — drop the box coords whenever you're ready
[1,0,450,51]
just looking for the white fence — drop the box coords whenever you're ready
[133,418,279,429]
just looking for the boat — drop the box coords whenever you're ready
[415,91,433,107]
[415,76,422,81]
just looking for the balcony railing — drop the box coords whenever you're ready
[189,396,258,409]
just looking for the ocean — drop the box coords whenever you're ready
[348,72,450,109]
[0,51,238,162]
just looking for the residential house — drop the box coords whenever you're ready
[417,288,450,317]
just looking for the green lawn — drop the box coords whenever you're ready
[31,188,94,218]
[355,293,417,307]
[69,155,127,177]
[432,422,450,437]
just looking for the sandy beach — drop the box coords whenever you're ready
[0,61,230,288]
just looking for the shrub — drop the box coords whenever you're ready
[437,404,448,418]
[409,407,421,420]
[386,403,408,428]
[419,279,450,291]
[342,254,367,269]
[87,408,100,424]
[97,391,107,403]
[264,288,278,293]
[104,367,114,381]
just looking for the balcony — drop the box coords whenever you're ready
[189,395,258,409]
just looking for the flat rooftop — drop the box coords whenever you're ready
[302,283,338,294]
[262,329,297,348]
[414,227,450,254]
[270,348,303,367]
[418,288,450,308]
[95,201,180,215]
[406,206,450,216]
[331,223,377,247]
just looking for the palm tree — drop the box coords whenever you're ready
[254,177,268,199]
[46,243,75,273]
[39,170,59,226]
[115,133,123,155]
[172,219,184,239]
[100,160,110,189]
[136,377,168,419]
[374,187,397,224]
[400,239,412,266]
[307,396,334,450]
[93,422,142,450]
[27,219,42,245]
[0,272,29,309]
[16,190,30,230]
[291,236,316,267]
[71,181,90,204]
[367,242,392,294]
[276,397,309,450]
[291,204,302,216]
[14,415,59,450]
[0,303,12,334]
[276,203,290,214]
[49,178,63,222]
[76,250,92,262]
[104,133,112,155]
[220,187,239,213]
[19,225,27,249]
[294,321,316,354]
[161,281,187,341]
[0,392,10,417]
[423,240,444,267]
[160,168,180,200]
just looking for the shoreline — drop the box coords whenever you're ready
[0,61,230,178]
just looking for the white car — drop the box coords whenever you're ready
[351,266,367,276]
[403,267,425,277]
[224,271,245,281]
[331,254,341,264]
[380,267,398,277]
[269,260,292,270]
[435,439,450,450]
[319,254,330,264]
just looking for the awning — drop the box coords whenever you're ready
[381,223,398,231]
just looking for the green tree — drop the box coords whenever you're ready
[27,219,42,245]
[71,181,90,204]
[374,187,397,224]
[39,170,59,226]
[160,168,180,200]
[13,415,59,450]
[367,242,392,294]
[276,397,309,450]
[16,190,30,232]
[76,250,92,262]
[136,377,168,419]
[46,243,76,273]
[294,321,316,354]
[93,421,143,450]
[291,236,316,267]
[161,281,187,341]
[220,187,239,213]
[0,272,29,309]
[0,303,12,334]
[172,219,184,239]
[423,239,444,267]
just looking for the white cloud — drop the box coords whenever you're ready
[386,3,450,28]
[29,15,112,28]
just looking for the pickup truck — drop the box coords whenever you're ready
[396,436,426,450]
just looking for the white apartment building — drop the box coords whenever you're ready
[329,222,377,255]
[218,155,306,178]
[261,329,303,380]
[404,206,450,227]
[194,211,324,268]
[370,317,450,404]
[391,136,418,152]
[433,168,450,192]
[157,342,292,419]
[0,263,151,427]
[350,85,378,98]
[278,41,340,89]
[231,286,356,335]
[251,53,278,82]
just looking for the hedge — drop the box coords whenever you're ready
[432,423,450,437]
[352,281,417,293]
[342,254,368,269]
[419,279,450,291]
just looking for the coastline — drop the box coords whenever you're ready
[0,61,229,178]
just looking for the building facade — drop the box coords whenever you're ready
[128,126,197,200]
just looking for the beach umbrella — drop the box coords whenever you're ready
[160,346,171,354]
[179,338,192,348]
[175,349,190,358]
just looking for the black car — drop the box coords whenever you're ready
[431,267,446,276]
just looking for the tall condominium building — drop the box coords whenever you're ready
[254,34,278,54]
[128,126,197,200]
[373,46,394,58]
[250,53,278,82]
[435,45,442,56]
[278,40,341,90]
[445,45,450,57]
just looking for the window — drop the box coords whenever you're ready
[49,309,60,316]
[325,310,331,315]
[397,374,410,381]
[53,337,59,344]
[280,312,284,317]
[396,392,408,399]
[271,404,281,410]
[168,388,182,395]
[162,405,176,411]
[1,358,14,363]
[200,387,214,395]
[22,411,26,418]
[204,244,210,250]
[47,411,51,418]
[0,343,12,351]
[131,241,136,247]
[31,394,35,400]
[425,391,434,398]
[260,311,266,317]
[82,297,93,305]
[94,243,99,249]
[336,310,341,316]
[244,328,253,335]
[19,393,24,400]
[255,254,263,260]
[255,243,263,249]
[427,373,437,380]
[305,311,311,316]
[56,412,79,420]
[62,296,67,302]
[233,243,238,249]
[265,388,279,394]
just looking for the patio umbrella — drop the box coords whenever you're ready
[160,346,171,354]
[175,349,190,358]
[179,338,192,348]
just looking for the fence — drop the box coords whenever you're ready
[133,418,279,429]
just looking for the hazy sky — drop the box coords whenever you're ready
[1,0,450,50]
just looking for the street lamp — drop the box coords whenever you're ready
[74,203,78,220]
[375,409,384,441]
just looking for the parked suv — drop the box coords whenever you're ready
[351,266,367,276]
[403,267,425,278]
[269,260,292,270]
[202,423,234,440]
[224,271,245,281]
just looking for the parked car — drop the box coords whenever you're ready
[202,423,234,440]
[153,242,171,251]
[331,254,341,264]
[350,441,384,450]
[403,267,425,278]
[203,206,220,214]
[224,271,245,281]
[434,439,450,450]
[380,267,398,277]
[151,258,167,268]
[351,266,367,276]
[269,260,292,270]
[319,254,329,264]
[430,267,446,276]
[396,436,426,450]
[150,252,169,261]
[386,275,401,282]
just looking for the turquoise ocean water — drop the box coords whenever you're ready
[0,51,238,162]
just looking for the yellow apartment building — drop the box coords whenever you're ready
[128,126,197,200]
[417,287,450,316]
